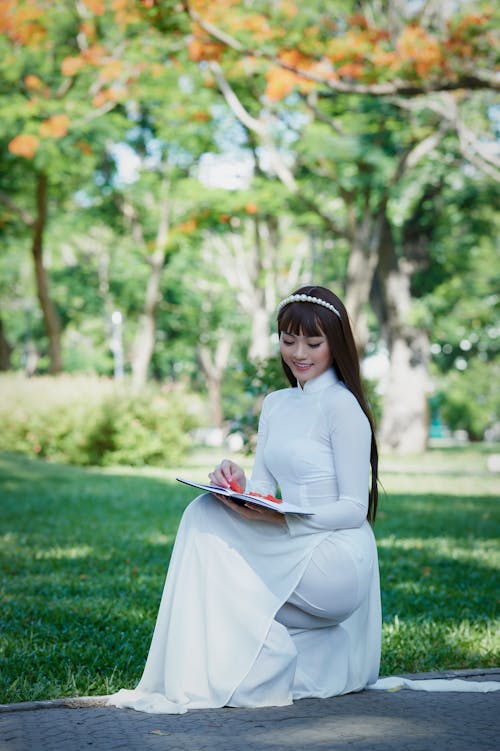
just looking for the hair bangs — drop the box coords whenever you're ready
[278,303,327,337]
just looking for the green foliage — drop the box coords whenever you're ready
[0,374,198,467]
[229,354,288,452]
[437,359,500,441]
[1,0,499,457]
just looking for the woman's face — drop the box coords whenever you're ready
[279,328,332,387]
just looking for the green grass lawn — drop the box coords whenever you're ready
[1,445,499,703]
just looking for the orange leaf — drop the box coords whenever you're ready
[92,90,110,107]
[371,48,400,72]
[397,26,443,77]
[79,21,97,41]
[81,44,107,64]
[2,1,47,45]
[348,13,369,29]
[279,48,306,68]
[8,134,39,159]
[279,1,299,19]
[82,0,106,14]
[99,59,123,82]
[192,110,210,122]
[61,55,85,76]
[176,219,198,233]
[265,66,298,101]
[24,74,44,90]
[188,37,224,62]
[39,114,69,138]
[337,62,365,79]
[76,140,93,155]
[112,0,141,27]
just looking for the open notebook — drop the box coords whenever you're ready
[176,477,314,515]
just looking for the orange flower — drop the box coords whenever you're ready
[176,218,198,233]
[8,134,39,159]
[76,141,93,155]
[395,25,445,77]
[82,0,106,15]
[99,59,123,82]
[279,1,298,19]
[24,74,44,90]
[188,38,224,62]
[337,62,364,79]
[245,202,258,215]
[92,90,110,107]
[265,66,298,100]
[348,13,369,29]
[39,114,69,138]
[61,55,85,76]
[192,110,210,122]
[81,44,106,64]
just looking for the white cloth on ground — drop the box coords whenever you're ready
[368,676,500,692]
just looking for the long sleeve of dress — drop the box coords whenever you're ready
[285,388,372,536]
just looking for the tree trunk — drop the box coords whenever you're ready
[131,176,170,389]
[31,173,62,373]
[376,220,430,454]
[0,315,12,370]
[197,334,233,428]
[131,251,165,388]
[249,295,271,361]
[344,240,376,355]
[343,203,384,356]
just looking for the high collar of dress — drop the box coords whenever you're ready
[296,368,339,395]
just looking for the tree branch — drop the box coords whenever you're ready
[209,62,299,193]
[393,93,500,182]
[184,2,499,96]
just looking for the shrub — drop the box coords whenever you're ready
[0,374,198,467]
[437,359,500,441]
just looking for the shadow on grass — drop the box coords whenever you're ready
[375,492,499,541]
[1,451,499,701]
[1,451,200,701]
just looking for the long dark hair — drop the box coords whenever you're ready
[277,285,379,523]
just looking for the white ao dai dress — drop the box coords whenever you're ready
[109,369,381,713]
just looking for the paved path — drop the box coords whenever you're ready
[1,670,499,751]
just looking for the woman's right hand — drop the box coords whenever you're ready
[208,459,246,492]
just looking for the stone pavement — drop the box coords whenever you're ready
[1,670,499,751]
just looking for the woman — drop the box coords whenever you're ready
[108,285,381,714]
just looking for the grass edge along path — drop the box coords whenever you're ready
[1,446,499,704]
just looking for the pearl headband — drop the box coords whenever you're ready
[277,294,341,318]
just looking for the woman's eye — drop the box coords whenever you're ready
[308,343,321,348]
[283,339,294,346]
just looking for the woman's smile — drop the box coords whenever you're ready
[280,330,332,387]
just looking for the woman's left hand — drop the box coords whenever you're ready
[214,494,286,525]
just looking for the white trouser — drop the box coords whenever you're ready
[229,534,368,705]
[275,534,367,629]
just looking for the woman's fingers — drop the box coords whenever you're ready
[209,460,245,490]
[212,493,284,525]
